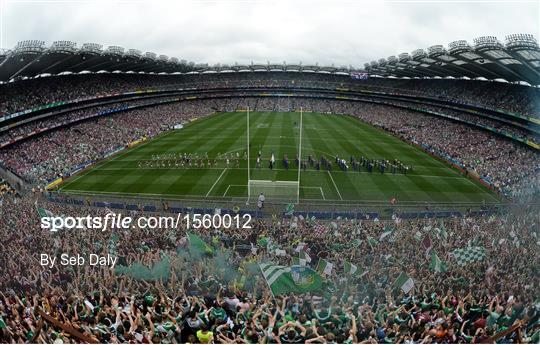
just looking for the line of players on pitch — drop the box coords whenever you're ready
[137,151,413,174]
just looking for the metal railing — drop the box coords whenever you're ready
[48,190,506,220]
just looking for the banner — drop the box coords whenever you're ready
[259,263,323,296]
[45,177,63,190]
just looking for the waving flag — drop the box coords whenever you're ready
[438,220,448,243]
[316,258,334,276]
[367,236,378,248]
[452,246,486,266]
[35,201,54,219]
[313,224,327,237]
[421,234,432,252]
[379,230,392,242]
[284,203,295,216]
[343,261,359,275]
[259,263,322,295]
[393,272,414,293]
[257,236,269,247]
[298,251,311,266]
[429,250,447,273]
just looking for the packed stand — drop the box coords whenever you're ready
[1,72,538,119]
[0,100,215,186]
[0,192,538,343]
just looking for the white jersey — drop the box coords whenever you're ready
[257,194,265,208]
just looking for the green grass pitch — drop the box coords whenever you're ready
[59,111,499,204]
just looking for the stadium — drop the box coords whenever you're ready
[0,1,539,344]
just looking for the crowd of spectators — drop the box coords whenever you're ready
[1,72,538,118]
[0,179,16,199]
[0,100,215,186]
[0,97,185,145]
[361,78,540,118]
[0,191,538,343]
[362,99,538,143]
[1,91,537,154]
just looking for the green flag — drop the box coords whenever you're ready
[368,236,378,248]
[530,329,540,344]
[451,246,485,266]
[38,208,54,218]
[429,250,447,273]
[393,272,414,293]
[284,203,295,216]
[266,238,286,256]
[343,261,358,275]
[437,220,448,243]
[108,233,119,256]
[257,236,269,247]
[259,263,323,295]
[316,258,333,275]
[187,232,214,255]
[379,230,392,242]
[298,251,311,266]
[35,201,54,218]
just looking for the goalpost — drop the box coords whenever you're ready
[248,180,300,202]
[247,107,303,204]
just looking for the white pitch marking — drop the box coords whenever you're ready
[222,184,232,197]
[206,168,228,197]
[319,187,326,200]
[328,171,343,200]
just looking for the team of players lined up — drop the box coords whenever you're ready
[136,151,414,174]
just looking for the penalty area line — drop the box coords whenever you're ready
[223,184,248,197]
[319,187,326,200]
[206,168,228,197]
[327,171,343,200]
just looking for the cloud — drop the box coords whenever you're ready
[1,0,538,68]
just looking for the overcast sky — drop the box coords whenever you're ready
[0,0,538,68]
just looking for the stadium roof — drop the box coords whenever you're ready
[364,34,540,86]
[0,34,538,85]
[0,40,358,82]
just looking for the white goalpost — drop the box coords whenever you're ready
[247,106,251,201]
[297,107,303,201]
[247,107,303,204]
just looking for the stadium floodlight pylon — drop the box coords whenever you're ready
[247,107,302,204]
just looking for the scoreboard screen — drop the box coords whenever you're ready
[351,71,369,80]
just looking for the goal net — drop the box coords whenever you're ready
[248,180,299,203]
